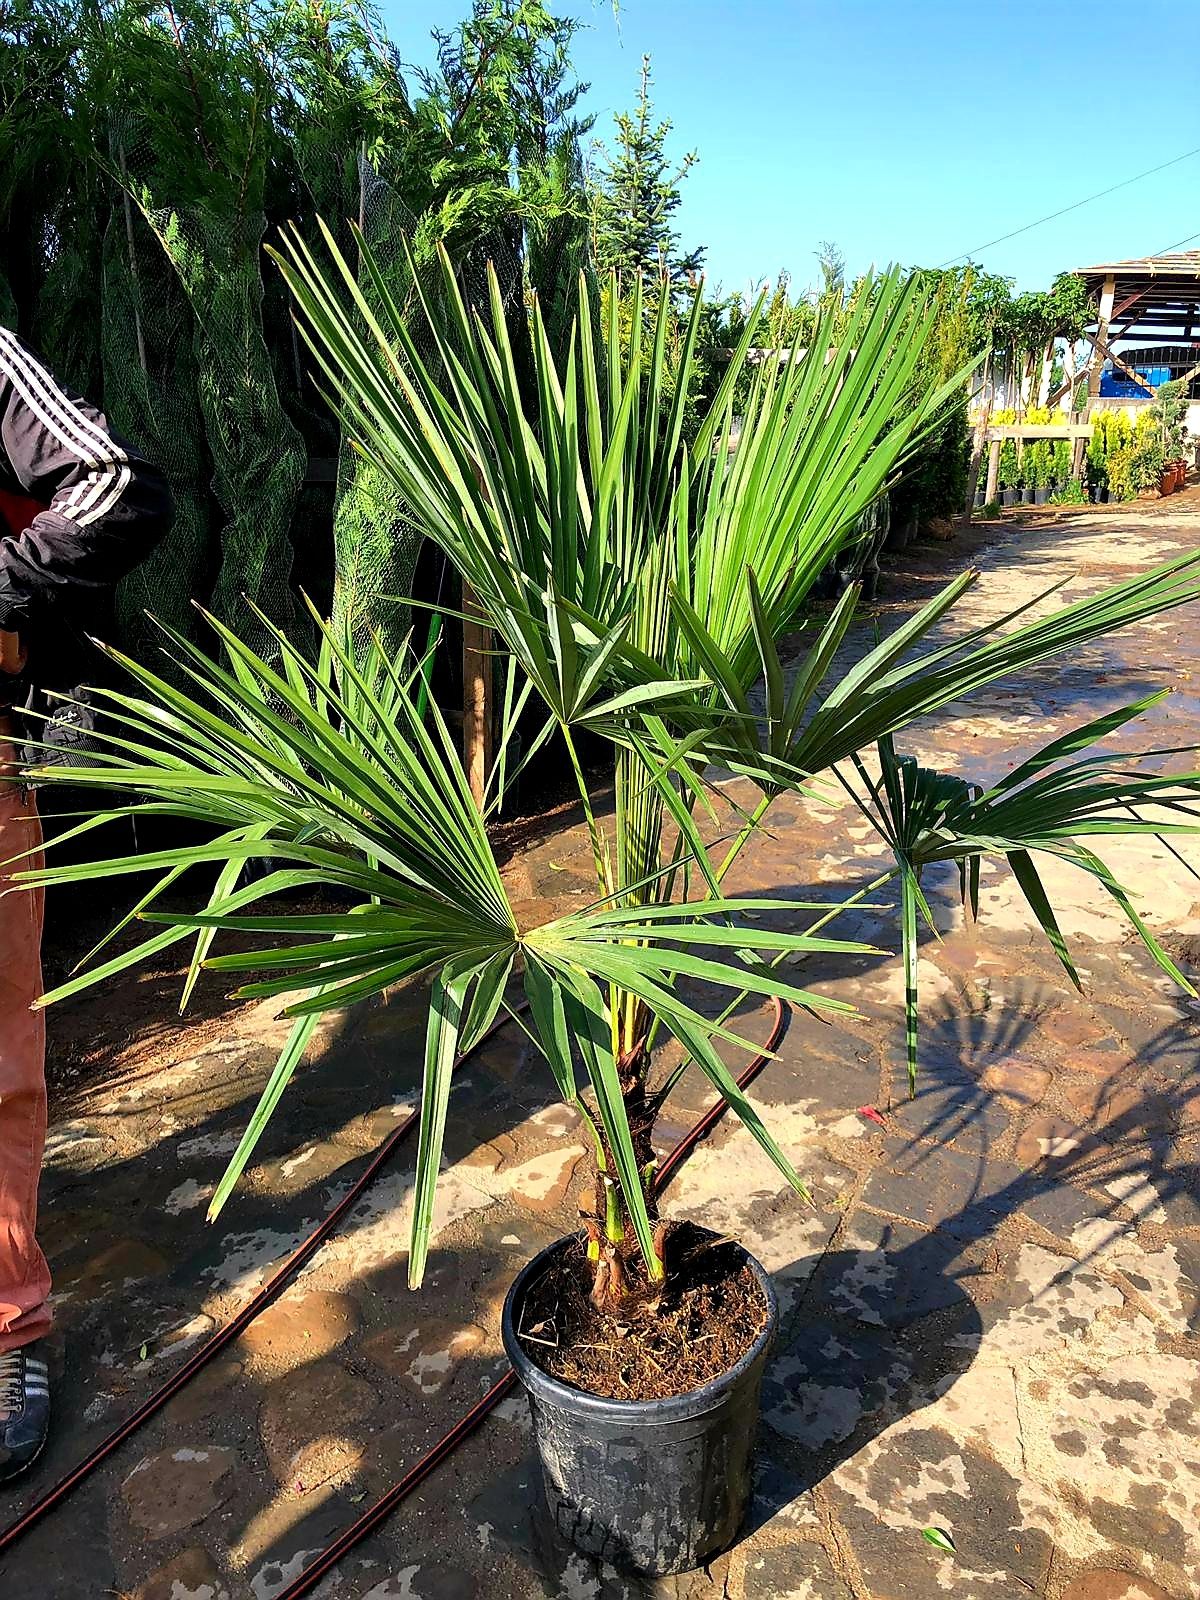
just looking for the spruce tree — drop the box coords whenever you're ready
[588,54,702,288]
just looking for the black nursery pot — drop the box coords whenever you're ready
[502,1233,779,1577]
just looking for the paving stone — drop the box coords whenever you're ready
[41,1117,115,1173]
[241,1288,361,1371]
[740,1543,849,1599]
[746,1455,821,1534]
[1132,1026,1200,1082]
[950,1241,1123,1357]
[865,1142,1023,1238]
[662,1124,851,1285]
[1061,1571,1174,1600]
[1062,1078,1180,1138]
[17,510,1200,1600]
[334,1098,418,1151]
[451,1136,510,1176]
[0,1497,116,1596]
[362,1317,486,1394]
[358,1566,482,1600]
[885,1055,1011,1155]
[56,1239,169,1299]
[829,1424,1053,1598]
[813,1215,977,1329]
[528,1103,582,1138]
[970,1053,1052,1108]
[121,1445,237,1537]
[499,1145,587,1214]
[1037,1006,1113,1050]
[259,1360,375,1482]
[1013,1114,1096,1169]
[763,1319,913,1449]
[1018,1177,1102,1241]
[163,1354,246,1427]
[242,1495,364,1596]
[253,1138,355,1197]
[133,1547,232,1600]
[465,1454,540,1556]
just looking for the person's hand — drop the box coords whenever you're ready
[0,629,27,676]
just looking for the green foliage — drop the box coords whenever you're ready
[880,264,977,526]
[23,243,970,1294]
[1088,408,1135,494]
[998,438,1019,488]
[0,0,594,658]
[1050,438,1071,482]
[1106,441,1138,501]
[587,54,701,290]
[20,242,1200,1307]
[1025,440,1052,489]
[1050,477,1086,505]
[1131,437,1167,492]
[1151,378,1189,460]
[963,263,1015,354]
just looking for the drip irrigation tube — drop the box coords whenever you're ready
[0,995,788,1595]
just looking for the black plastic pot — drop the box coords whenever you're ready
[1033,487,1049,505]
[502,1233,778,1576]
[1000,488,1017,508]
[1022,487,1035,504]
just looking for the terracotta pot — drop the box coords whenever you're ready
[1159,468,1175,497]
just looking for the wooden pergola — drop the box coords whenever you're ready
[1070,252,1200,403]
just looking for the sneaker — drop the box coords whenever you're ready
[0,1345,50,1482]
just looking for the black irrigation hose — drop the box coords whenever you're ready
[0,995,789,1596]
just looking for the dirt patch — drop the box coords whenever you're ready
[517,1223,768,1401]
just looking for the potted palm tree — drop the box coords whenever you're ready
[13,236,1200,1577]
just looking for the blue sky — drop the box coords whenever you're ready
[381,0,1200,297]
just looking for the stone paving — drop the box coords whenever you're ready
[6,505,1200,1599]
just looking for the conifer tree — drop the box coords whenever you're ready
[588,54,702,288]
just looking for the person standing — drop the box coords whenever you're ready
[0,327,172,1480]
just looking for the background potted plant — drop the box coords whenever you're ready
[1050,437,1072,492]
[1085,420,1109,502]
[998,437,1019,507]
[1027,439,1052,504]
[1020,444,1035,502]
[1106,439,1137,503]
[14,238,1200,1578]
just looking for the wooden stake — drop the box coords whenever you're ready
[462,585,492,811]
[984,437,1002,506]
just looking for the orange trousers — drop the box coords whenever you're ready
[0,758,49,1353]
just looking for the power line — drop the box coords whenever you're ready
[1150,228,1200,255]
[939,145,1200,267]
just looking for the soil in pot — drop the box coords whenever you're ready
[517,1222,767,1400]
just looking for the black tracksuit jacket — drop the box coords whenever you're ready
[0,327,173,708]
